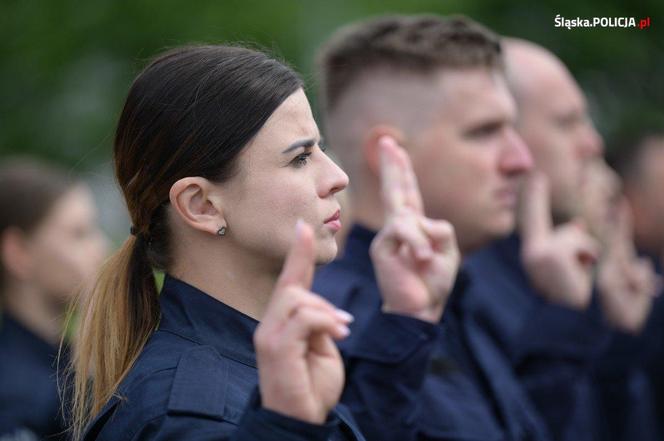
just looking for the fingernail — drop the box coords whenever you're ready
[295,219,304,237]
[379,135,394,146]
[335,309,354,323]
[336,324,351,337]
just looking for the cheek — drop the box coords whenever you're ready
[413,143,458,213]
[226,173,322,260]
[533,129,576,171]
[524,122,567,169]
[30,236,93,299]
[418,147,496,215]
[549,143,581,190]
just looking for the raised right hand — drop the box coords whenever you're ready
[370,136,460,323]
[519,172,599,310]
[597,198,659,334]
[254,221,353,424]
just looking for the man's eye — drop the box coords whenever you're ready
[468,123,501,138]
[291,152,312,167]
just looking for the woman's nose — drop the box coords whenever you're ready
[320,154,349,197]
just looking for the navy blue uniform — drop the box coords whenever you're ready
[644,256,664,438]
[590,252,662,441]
[0,313,67,441]
[84,274,440,441]
[314,225,551,441]
[83,275,363,441]
[591,329,659,441]
[464,234,616,441]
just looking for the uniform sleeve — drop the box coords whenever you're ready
[341,310,442,441]
[465,267,611,441]
[133,390,341,441]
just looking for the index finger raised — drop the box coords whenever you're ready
[276,220,316,291]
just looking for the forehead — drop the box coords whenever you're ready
[522,64,586,117]
[247,88,318,152]
[433,68,516,124]
[38,185,94,229]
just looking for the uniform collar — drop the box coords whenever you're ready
[158,274,259,368]
[480,233,529,282]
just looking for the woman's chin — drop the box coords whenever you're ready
[315,240,338,265]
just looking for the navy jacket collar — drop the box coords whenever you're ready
[158,274,259,368]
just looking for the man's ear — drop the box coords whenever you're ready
[169,177,226,236]
[363,125,406,178]
[0,227,32,281]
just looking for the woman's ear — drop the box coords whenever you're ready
[169,177,226,236]
[363,125,405,178]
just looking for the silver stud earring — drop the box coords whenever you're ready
[217,226,227,236]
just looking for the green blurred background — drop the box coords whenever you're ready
[1,0,662,238]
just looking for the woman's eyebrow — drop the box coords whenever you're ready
[282,138,317,153]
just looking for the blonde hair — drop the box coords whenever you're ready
[68,237,159,440]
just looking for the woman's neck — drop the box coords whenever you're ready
[170,245,280,321]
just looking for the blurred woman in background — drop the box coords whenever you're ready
[0,159,107,441]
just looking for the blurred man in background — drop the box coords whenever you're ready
[610,124,664,271]
[464,38,659,441]
[314,14,555,441]
[608,123,664,438]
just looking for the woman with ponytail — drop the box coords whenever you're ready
[69,44,364,441]
[71,44,459,441]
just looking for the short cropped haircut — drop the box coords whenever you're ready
[317,14,503,114]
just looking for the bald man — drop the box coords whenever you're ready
[505,39,603,225]
[464,39,659,441]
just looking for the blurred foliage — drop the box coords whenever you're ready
[1,0,662,169]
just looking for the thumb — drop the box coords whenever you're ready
[276,220,316,291]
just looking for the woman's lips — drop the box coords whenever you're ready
[324,210,342,232]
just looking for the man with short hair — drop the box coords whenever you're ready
[314,15,551,441]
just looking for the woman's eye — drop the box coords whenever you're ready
[291,152,312,167]
[319,140,328,153]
